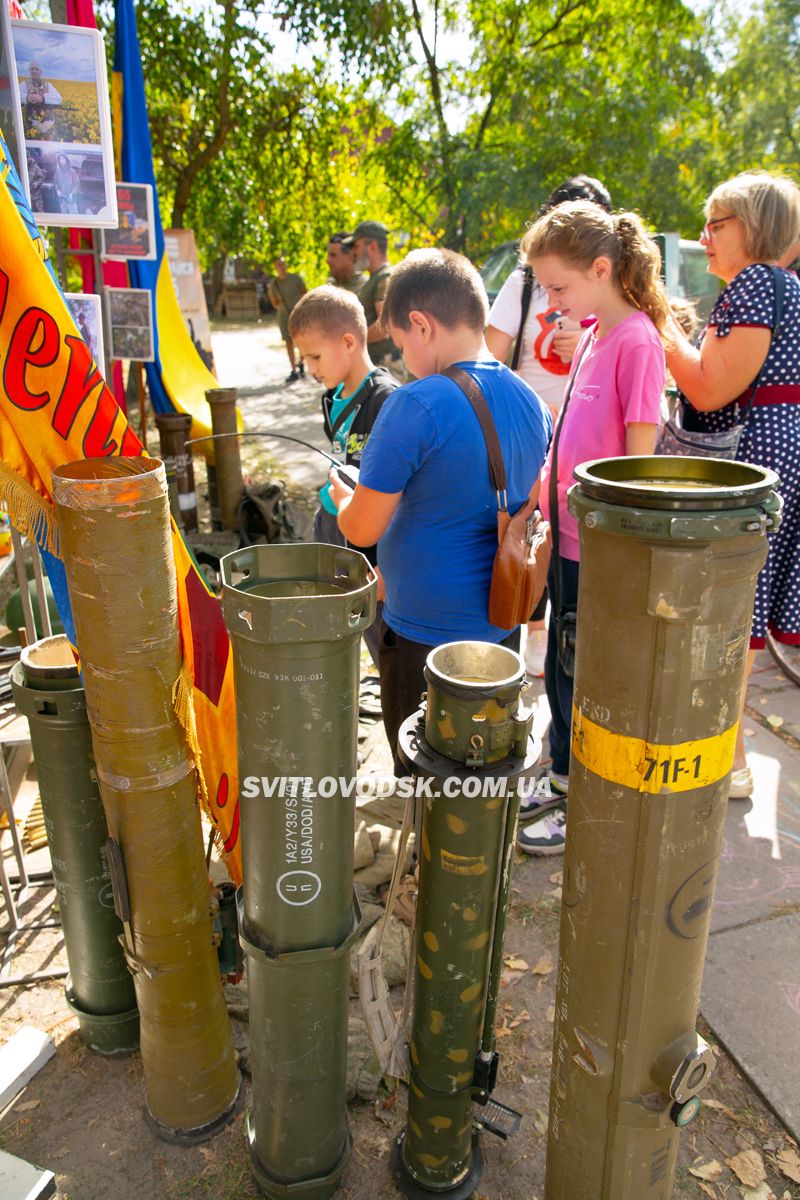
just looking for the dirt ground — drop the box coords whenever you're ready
[1,781,799,1200]
[1,319,799,1200]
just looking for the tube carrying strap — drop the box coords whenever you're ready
[357,786,416,1078]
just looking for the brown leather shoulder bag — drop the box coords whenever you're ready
[444,365,551,631]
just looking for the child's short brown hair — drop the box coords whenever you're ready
[288,285,367,342]
[381,248,488,333]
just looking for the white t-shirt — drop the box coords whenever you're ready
[488,267,573,410]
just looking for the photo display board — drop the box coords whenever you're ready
[106,287,154,362]
[11,20,117,228]
[101,182,156,260]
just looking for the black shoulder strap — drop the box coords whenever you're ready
[329,385,369,441]
[510,267,535,372]
[444,365,508,507]
[549,336,592,616]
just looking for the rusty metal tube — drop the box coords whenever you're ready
[154,411,197,531]
[52,456,241,1142]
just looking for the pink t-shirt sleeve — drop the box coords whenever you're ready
[616,339,665,426]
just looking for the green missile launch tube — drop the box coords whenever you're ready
[221,542,377,1200]
[394,641,539,1199]
[52,458,241,1143]
[10,637,139,1055]
[545,456,780,1200]
[205,388,243,531]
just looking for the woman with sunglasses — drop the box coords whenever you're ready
[666,171,800,798]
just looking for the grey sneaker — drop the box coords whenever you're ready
[517,807,567,856]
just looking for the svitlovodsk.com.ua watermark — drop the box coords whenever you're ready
[240,775,557,801]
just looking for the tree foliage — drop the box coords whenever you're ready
[716,0,800,176]
[111,0,799,277]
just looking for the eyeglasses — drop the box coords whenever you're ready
[700,215,737,241]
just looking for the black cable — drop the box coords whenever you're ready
[185,429,340,468]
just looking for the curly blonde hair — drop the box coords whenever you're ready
[520,200,670,334]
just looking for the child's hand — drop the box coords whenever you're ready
[553,330,581,363]
[328,467,354,510]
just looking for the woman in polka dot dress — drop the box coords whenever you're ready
[666,170,800,799]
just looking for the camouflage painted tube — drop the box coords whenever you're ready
[52,457,241,1142]
[221,542,376,1200]
[545,457,780,1200]
[394,641,539,1199]
[11,637,139,1056]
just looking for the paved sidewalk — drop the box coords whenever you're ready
[702,653,800,1140]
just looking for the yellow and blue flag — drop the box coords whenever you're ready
[112,0,219,442]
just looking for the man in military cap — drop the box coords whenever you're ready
[345,220,395,365]
[326,232,366,294]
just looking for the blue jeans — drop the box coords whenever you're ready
[544,556,580,776]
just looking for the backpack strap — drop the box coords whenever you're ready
[510,266,535,372]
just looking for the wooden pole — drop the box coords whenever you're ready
[136,362,148,452]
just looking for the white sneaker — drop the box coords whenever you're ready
[517,807,567,855]
[729,766,753,799]
[525,628,547,678]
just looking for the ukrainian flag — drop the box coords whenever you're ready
[112,0,221,442]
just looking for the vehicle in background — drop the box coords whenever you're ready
[479,234,721,320]
[653,233,720,322]
[479,241,518,304]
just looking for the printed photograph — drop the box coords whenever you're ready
[12,22,103,145]
[26,144,112,220]
[65,292,105,371]
[100,182,156,261]
[12,20,117,228]
[106,287,154,362]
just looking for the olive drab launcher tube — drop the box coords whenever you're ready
[206,388,244,530]
[11,636,139,1056]
[52,458,241,1143]
[545,457,780,1200]
[393,641,540,1200]
[221,543,377,1200]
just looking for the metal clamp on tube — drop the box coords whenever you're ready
[391,640,540,1200]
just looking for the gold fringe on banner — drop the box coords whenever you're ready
[0,462,60,556]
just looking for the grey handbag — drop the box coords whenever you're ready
[657,266,785,460]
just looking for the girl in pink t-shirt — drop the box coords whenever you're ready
[515,201,668,855]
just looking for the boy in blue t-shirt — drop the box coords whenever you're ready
[329,249,551,773]
[289,286,398,662]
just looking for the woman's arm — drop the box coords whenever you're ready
[485,325,512,364]
[626,422,659,456]
[665,316,771,412]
